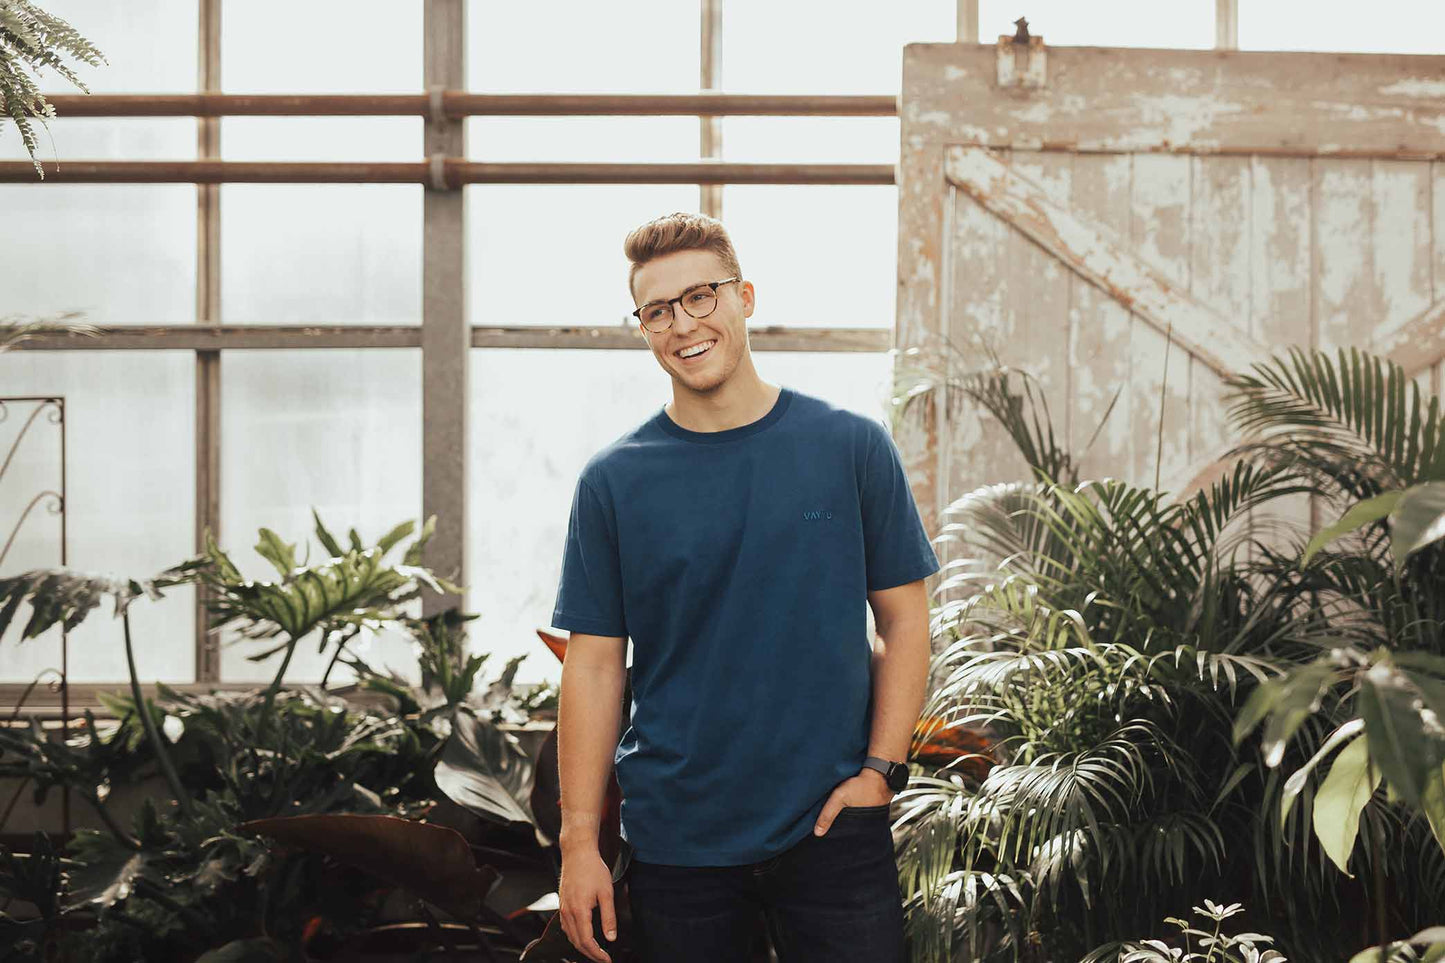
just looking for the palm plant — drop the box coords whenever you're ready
[888,339,1445,961]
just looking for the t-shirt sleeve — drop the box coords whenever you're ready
[550,475,628,637]
[860,419,942,592]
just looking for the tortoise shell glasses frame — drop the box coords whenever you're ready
[631,276,741,332]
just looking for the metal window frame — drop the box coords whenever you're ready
[1,0,901,713]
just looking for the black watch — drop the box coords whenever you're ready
[862,755,909,792]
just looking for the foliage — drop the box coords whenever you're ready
[890,340,1445,962]
[1083,900,1285,963]
[1349,927,1445,963]
[0,0,106,178]
[0,512,559,961]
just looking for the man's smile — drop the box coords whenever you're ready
[675,338,717,363]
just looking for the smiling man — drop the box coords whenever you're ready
[551,211,939,963]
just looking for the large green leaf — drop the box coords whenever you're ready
[1391,481,1445,572]
[1359,660,1445,809]
[433,708,536,828]
[1422,763,1445,859]
[1256,663,1336,767]
[239,812,498,921]
[1311,734,1379,875]
[1301,491,1401,568]
[1280,718,1364,830]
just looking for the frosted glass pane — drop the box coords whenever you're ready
[0,1,198,327]
[721,2,955,93]
[10,0,197,93]
[468,348,897,688]
[222,1,422,92]
[0,117,195,163]
[466,185,700,326]
[721,185,897,328]
[468,0,700,94]
[1241,0,1445,53]
[219,349,423,684]
[721,117,900,164]
[978,1,1213,48]
[222,117,421,162]
[467,117,699,163]
[220,185,422,325]
[0,184,196,326]
[0,352,196,684]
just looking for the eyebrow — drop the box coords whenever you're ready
[638,279,712,308]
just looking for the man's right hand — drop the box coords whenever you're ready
[558,849,618,963]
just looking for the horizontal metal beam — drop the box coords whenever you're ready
[9,324,892,352]
[0,681,559,720]
[0,159,895,185]
[905,45,1445,158]
[36,91,899,118]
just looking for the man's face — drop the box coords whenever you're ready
[633,248,754,394]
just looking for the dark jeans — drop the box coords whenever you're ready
[622,803,907,963]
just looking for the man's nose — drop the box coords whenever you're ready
[670,301,701,335]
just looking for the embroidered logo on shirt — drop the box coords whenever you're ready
[801,510,833,520]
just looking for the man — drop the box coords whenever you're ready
[551,211,939,963]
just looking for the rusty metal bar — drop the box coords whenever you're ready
[8,324,892,353]
[956,0,979,43]
[194,0,223,686]
[421,0,468,624]
[699,0,724,217]
[36,91,899,118]
[1215,0,1239,50]
[0,159,896,184]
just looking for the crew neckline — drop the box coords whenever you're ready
[654,386,794,445]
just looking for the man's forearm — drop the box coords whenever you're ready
[865,611,931,767]
[557,659,625,857]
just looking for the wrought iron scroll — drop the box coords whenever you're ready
[0,395,70,835]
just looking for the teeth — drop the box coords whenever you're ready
[678,339,715,358]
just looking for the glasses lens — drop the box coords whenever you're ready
[680,287,717,319]
[640,303,673,331]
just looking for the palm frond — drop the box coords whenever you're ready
[1223,345,1443,495]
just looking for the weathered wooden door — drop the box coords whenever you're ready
[896,41,1445,548]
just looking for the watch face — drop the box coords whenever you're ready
[887,764,908,791]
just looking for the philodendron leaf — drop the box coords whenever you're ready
[1280,718,1365,830]
[1312,734,1380,876]
[1301,490,1402,568]
[1422,763,1445,858]
[433,708,536,827]
[1258,663,1335,767]
[1392,481,1445,572]
[1359,660,1445,809]
[239,812,498,921]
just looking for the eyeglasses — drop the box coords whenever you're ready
[632,277,740,333]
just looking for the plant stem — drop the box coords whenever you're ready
[82,789,140,850]
[122,609,192,820]
[1369,753,1387,963]
[132,874,214,934]
[256,633,300,746]
[320,626,356,688]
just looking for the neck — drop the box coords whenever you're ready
[665,372,780,433]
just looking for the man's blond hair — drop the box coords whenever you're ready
[624,211,743,303]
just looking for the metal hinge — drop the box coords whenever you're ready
[996,29,1046,89]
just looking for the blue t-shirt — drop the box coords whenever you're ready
[550,384,940,866]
